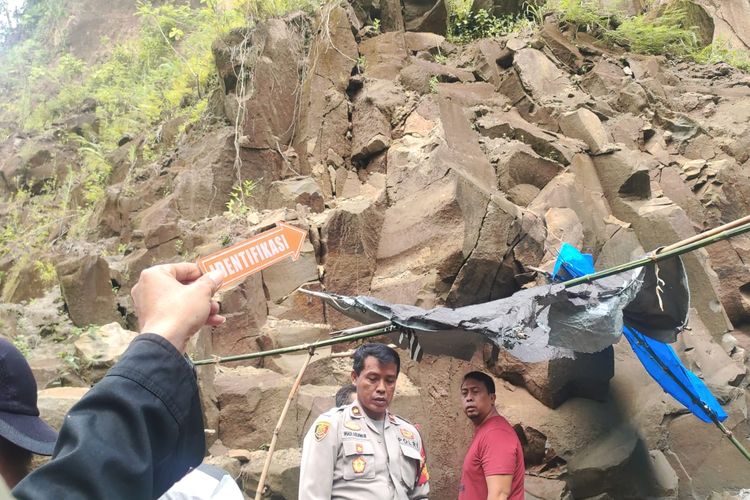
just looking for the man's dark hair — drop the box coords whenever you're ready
[463,371,495,395]
[334,384,357,407]
[352,343,400,376]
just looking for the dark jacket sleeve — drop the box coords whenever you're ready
[13,334,205,500]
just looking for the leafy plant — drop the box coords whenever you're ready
[59,350,81,374]
[609,5,698,57]
[693,39,750,72]
[449,9,535,43]
[372,18,380,33]
[551,0,611,34]
[356,55,366,73]
[225,178,256,220]
[12,335,30,357]
[428,75,439,93]
[34,259,57,286]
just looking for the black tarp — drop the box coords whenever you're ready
[303,256,689,362]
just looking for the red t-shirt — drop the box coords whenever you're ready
[458,415,525,500]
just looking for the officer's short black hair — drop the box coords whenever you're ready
[334,384,357,407]
[352,343,400,376]
[462,371,495,395]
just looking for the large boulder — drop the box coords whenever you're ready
[558,108,614,155]
[259,317,329,348]
[170,129,238,219]
[476,108,582,166]
[322,198,384,299]
[209,273,268,358]
[262,238,318,302]
[294,5,358,171]
[37,387,89,430]
[360,31,409,81]
[351,96,391,163]
[73,322,138,382]
[349,0,403,32]
[239,448,301,499]
[487,348,615,409]
[403,0,448,35]
[239,20,305,150]
[264,177,325,213]
[511,48,589,110]
[215,366,295,450]
[1,257,49,304]
[56,255,121,328]
[698,0,750,51]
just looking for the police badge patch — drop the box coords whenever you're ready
[400,428,414,440]
[344,420,361,431]
[352,456,367,474]
[314,421,330,441]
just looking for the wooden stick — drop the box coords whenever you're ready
[254,349,315,499]
[659,214,750,254]
[561,220,750,288]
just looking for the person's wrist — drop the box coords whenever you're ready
[140,321,185,352]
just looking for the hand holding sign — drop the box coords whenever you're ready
[197,222,308,290]
[131,263,226,353]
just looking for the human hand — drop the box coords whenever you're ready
[131,263,226,353]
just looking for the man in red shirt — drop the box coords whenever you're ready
[458,371,524,500]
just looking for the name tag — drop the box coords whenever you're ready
[343,431,368,439]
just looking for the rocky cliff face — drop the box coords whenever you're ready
[2,0,750,498]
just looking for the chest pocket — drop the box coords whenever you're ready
[399,442,421,486]
[342,440,376,480]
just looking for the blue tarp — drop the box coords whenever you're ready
[553,243,727,424]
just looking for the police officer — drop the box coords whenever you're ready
[299,343,429,500]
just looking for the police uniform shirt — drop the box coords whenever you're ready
[299,401,430,500]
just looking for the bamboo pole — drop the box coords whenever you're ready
[254,348,316,499]
[560,221,750,288]
[659,214,750,254]
[716,421,750,463]
[630,331,750,464]
[193,219,750,366]
[193,324,399,365]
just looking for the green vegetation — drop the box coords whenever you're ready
[225,178,256,220]
[428,75,439,94]
[34,259,57,285]
[11,335,31,357]
[548,0,699,57]
[1,1,253,147]
[0,0,318,274]
[449,8,535,43]
[446,0,747,73]
[694,39,750,72]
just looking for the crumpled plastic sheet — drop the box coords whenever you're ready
[304,256,689,363]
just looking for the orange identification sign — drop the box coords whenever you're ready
[197,222,307,290]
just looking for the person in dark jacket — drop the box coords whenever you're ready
[12,263,226,500]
